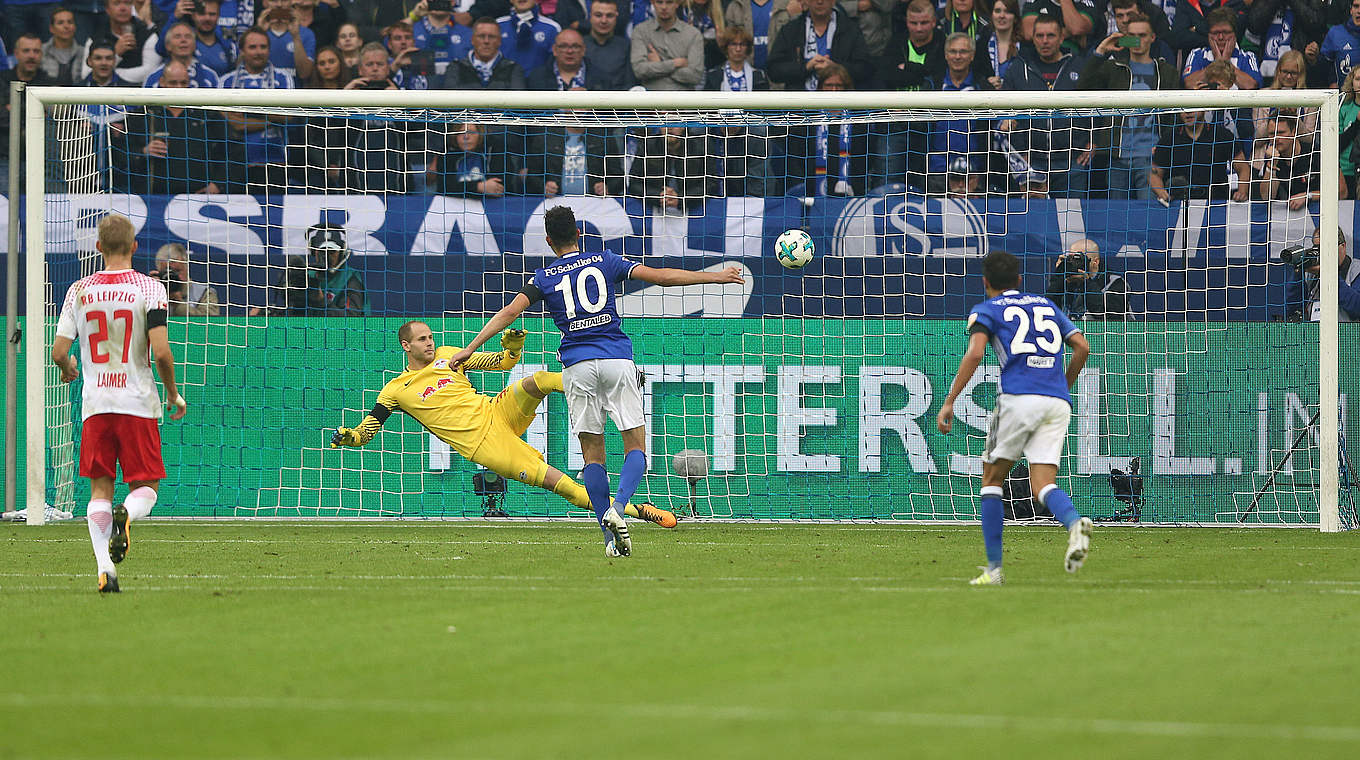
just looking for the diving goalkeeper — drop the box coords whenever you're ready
[330,320,677,527]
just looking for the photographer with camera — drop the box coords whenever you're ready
[251,223,369,316]
[150,243,221,317]
[1046,238,1130,320]
[1281,226,1360,323]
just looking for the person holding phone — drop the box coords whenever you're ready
[1078,12,1179,199]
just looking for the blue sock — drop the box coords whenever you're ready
[612,449,646,512]
[582,463,612,540]
[1040,484,1080,530]
[980,486,1004,569]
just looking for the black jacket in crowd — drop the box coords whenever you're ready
[440,56,528,90]
[113,106,237,194]
[766,8,874,90]
[525,128,624,196]
[627,129,716,211]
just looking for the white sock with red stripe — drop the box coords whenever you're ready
[124,486,157,521]
[86,499,114,574]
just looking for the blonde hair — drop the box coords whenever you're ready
[1268,50,1307,89]
[97,213,136,257]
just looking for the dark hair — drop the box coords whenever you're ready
[544,206,580,249]
[51,7,76,22]
[1109,0,1138,9]
[591,0,619,7]
[1205,7,1236,33]
[982,250,1020,290]
[87,41,117,57]
[1032,12,1063,32]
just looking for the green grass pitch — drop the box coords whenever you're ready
[3,522,1359,759]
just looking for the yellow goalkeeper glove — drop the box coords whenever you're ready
[330,427,362,448]
[501,328,527,354]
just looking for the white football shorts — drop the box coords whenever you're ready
[982,393,1072,466]
[562,358,646,435]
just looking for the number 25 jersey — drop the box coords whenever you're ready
[55,269,169,421]
[525,249,639,368]
[967,289,1081,403]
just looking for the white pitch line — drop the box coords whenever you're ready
[0,693,1355,744]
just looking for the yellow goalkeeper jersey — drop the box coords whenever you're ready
[353,345,519,457]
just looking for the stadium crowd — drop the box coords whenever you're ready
[0,0,1354,201]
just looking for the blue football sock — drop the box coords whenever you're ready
[611,449,646,512]
[980,486,1004,569]
[582,463,612,540]
[1040,484,1080,530]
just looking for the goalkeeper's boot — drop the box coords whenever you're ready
[637,502,678,529]
[98,570,119,593]
[1064,517,1093,574]
[969,566,1004,586]
[601,507,631,557]
[109,504,130,565]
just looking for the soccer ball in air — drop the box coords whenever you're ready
[774,229,815,269]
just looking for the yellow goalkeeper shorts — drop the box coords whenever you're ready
[471,387,548,488]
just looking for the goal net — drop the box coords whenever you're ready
[21,87,1352,529]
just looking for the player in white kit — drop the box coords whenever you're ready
[51,214,188,593]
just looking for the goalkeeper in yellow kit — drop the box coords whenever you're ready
[330,320,677,527]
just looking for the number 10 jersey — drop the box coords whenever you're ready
[966,289,1081,403]
[55,269,169,421]
[523,249,639,368]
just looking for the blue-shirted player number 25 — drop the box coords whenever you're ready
[553,266,608,320]
[1004,305,1061,354]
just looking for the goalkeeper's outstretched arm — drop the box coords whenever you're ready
[331,400,396,448]
[450,294,532,370]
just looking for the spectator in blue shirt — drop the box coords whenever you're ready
[258,0,316,80]
[1321,0,1360,86]
[927,33,992,191]
[1182,7,1262,89]
[188,0,238,75]
[413,0,473,76]
[220,27,296,191]
[498,0,560,73]
[145,21,222,87]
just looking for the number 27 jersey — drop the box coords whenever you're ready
[525,249,638,368]
[967,289,1081,403]
[55,269,169,421]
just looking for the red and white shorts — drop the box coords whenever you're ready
[79,413,166,482]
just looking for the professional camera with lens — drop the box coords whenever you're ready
[1279,244,1320,271]
[152,265,186,299]
[1056,251,1089,275]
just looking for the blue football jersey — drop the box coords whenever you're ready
[528,249,638,367]
[967,289,1080,402]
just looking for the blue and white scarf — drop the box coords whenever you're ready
[722,61,753,91]
[470,50,501,85]
[814,119,852,195]
[554,60,586,89]
[803,12,836,91]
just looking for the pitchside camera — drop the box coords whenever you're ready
[1108,457,1144,522]
[1279,244,1320,272]
[473,469,508,518]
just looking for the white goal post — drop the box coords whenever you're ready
[21,86,1346,529]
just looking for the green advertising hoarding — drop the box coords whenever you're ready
[11,318,1351,523]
